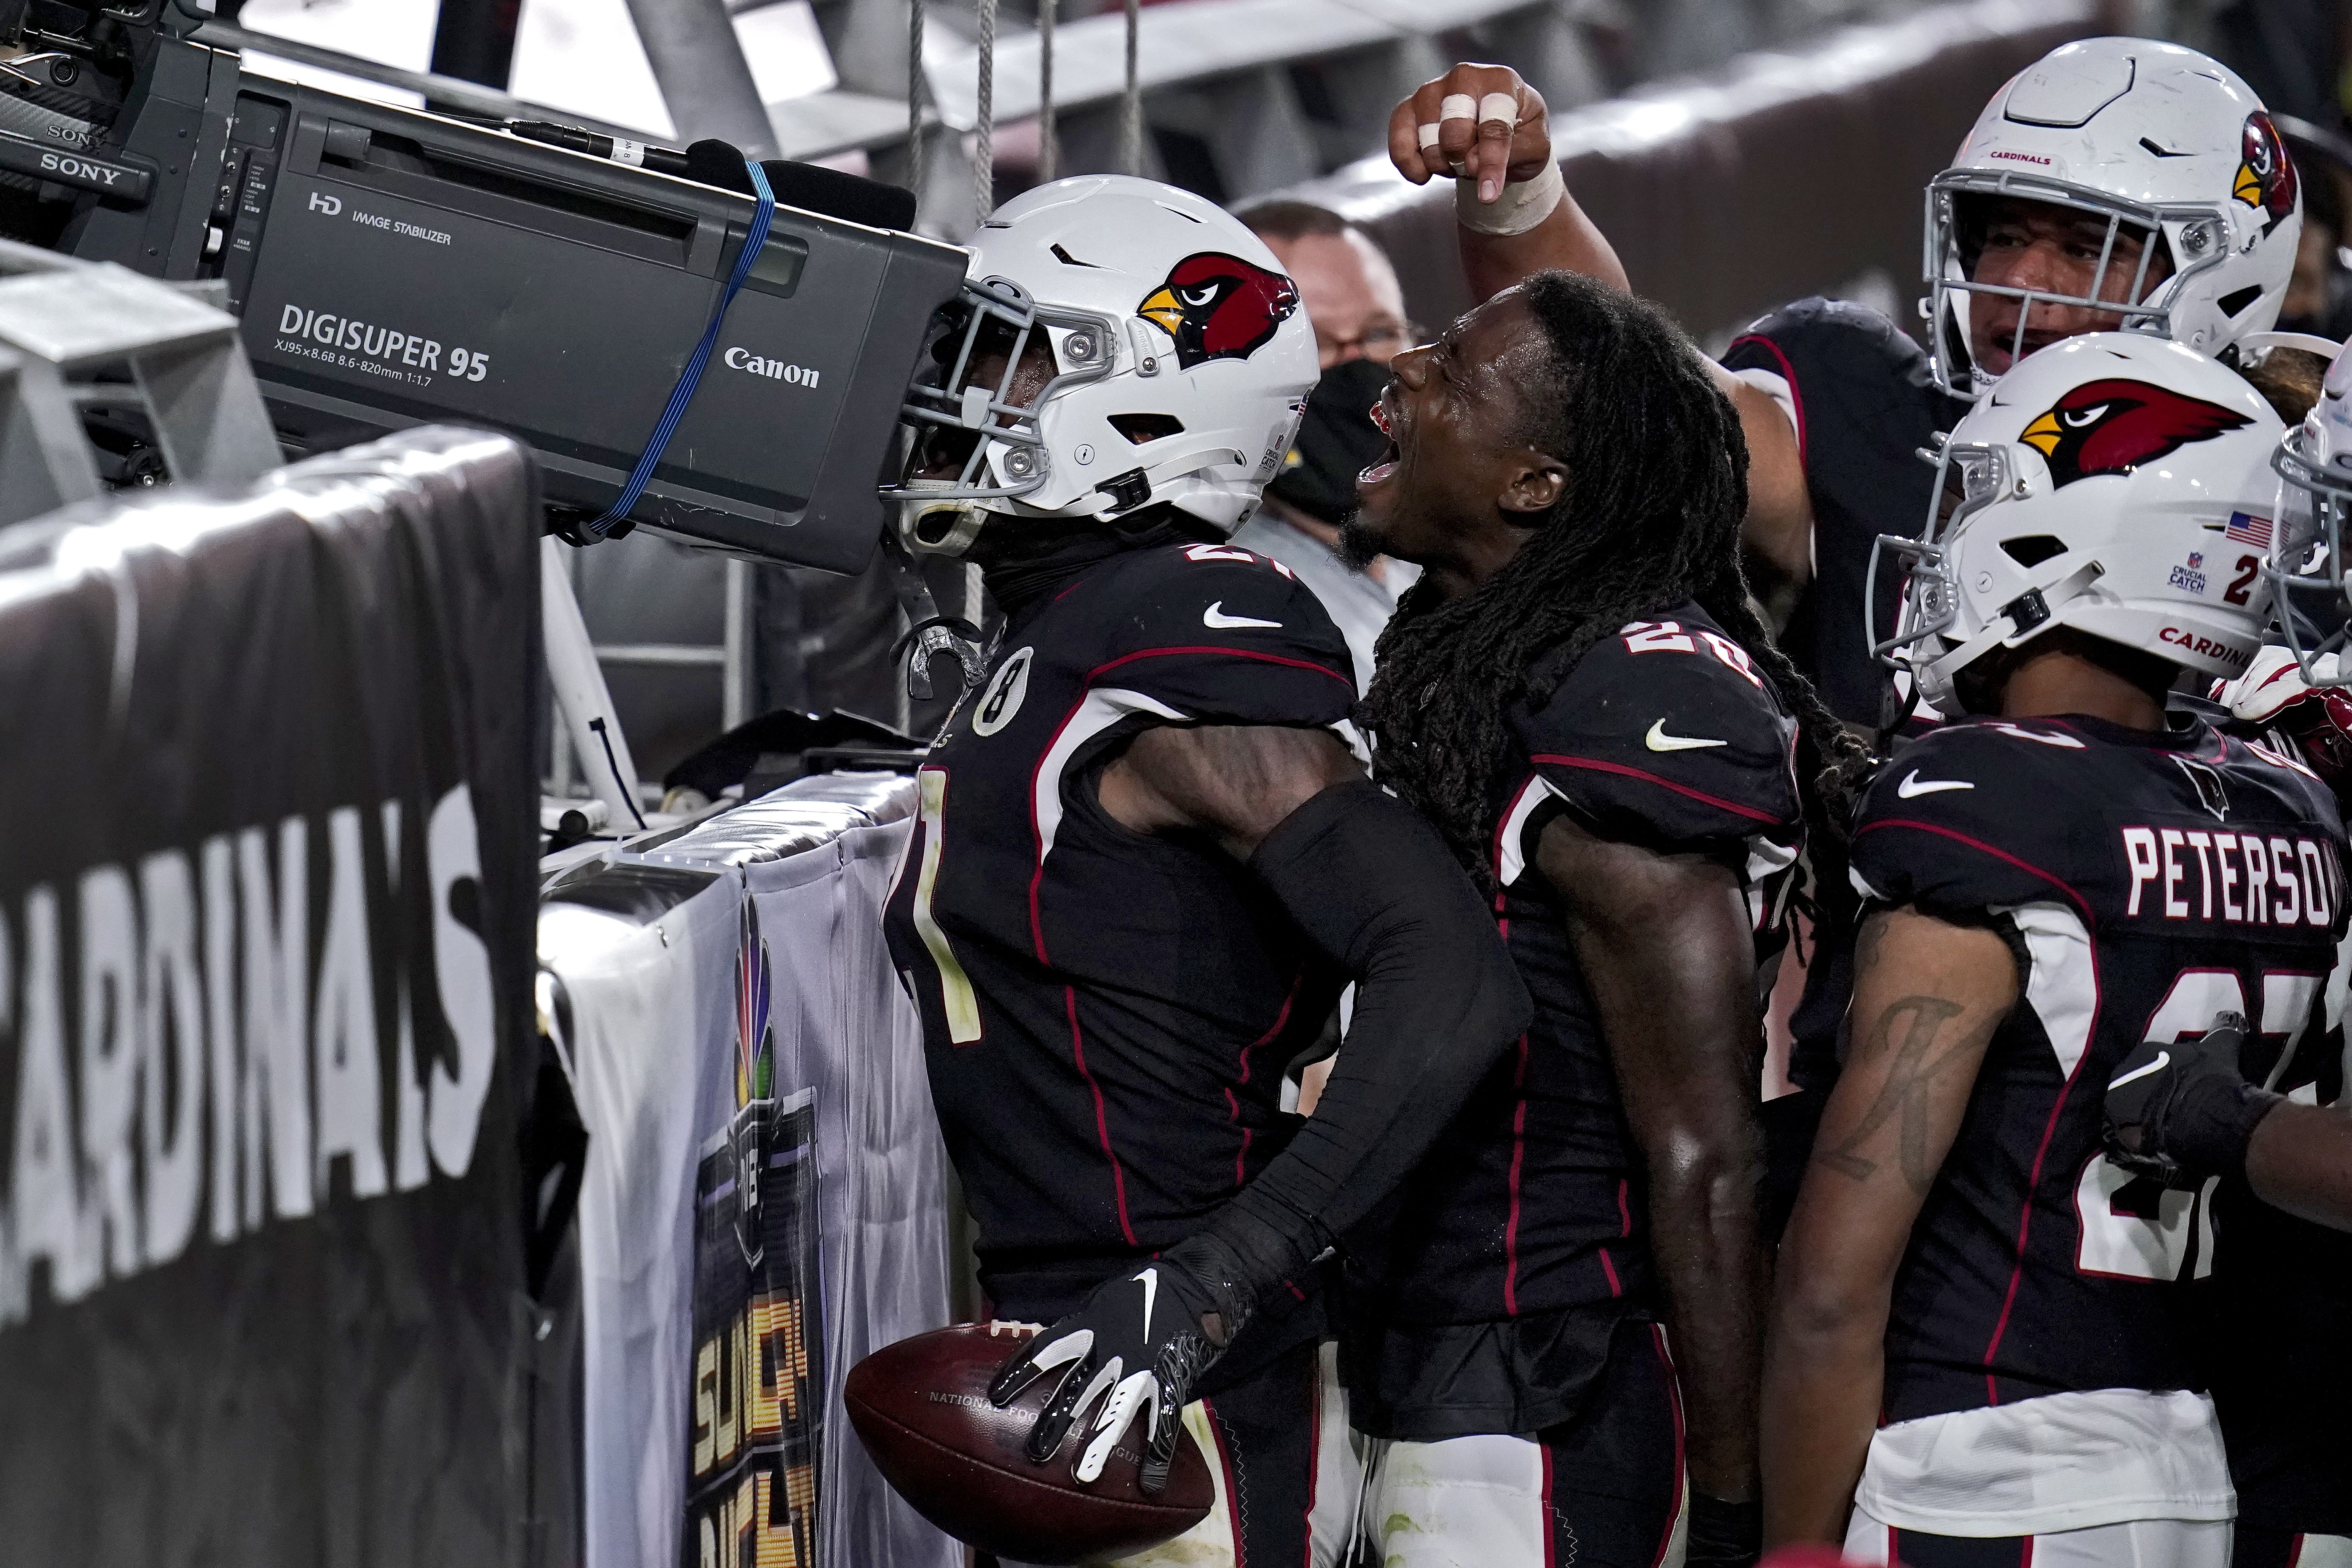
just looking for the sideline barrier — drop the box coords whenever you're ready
[1298,0,2105,342]
[0,427,546,1565]
[540,771,956,1568]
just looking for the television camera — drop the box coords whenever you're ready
[0,0,968,573]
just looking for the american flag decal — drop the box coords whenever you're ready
[2225,512,2274,549]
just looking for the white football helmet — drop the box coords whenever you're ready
[2267,342,2352,678]
[1872,333,2285,717]
[882,176,1317,555]
[1926,38,2303,395]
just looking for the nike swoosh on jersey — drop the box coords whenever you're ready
[2108,1051,2171,1091]
[1896,770,1975,798]
[1134,1267,1159,1339]
[1203,601,1282,630]
[1644,719,1727,752]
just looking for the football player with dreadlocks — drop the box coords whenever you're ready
[1395,37,2310,730]
[876,176,1530,1568]
[1763,334,2344,1568]
[1333,268,1860,1568]
[1390,29,2323,1287]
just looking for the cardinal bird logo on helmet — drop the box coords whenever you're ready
[1137,253,1299,371]
[2234,111,2298,236]
[2019,378,2253,488]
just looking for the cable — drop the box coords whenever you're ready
[1121,0,1141,175]
[974,0,996,223]
[588,718,649,830]
[1037,0,1057,184]
[585,160,777,538]
[908,0,925,207]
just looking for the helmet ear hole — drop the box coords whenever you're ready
[2001,534,2068,568]
[1108,413,1186,445]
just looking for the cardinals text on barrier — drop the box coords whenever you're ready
[0,784,497,1322]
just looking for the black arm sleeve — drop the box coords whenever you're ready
[1166,779,1533,1334]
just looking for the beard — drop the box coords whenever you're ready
[1336,513,1384,571]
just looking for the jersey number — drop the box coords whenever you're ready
[1620,620,1764,688]
[912,768,982,1043]
[2074,967,2319,1281]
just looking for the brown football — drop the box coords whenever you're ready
[845,1322,1214,1565]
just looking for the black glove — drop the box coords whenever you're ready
[2101,1011,2282,1187]
[1685,1494,1762,1568]
[988,1252,1229,1490]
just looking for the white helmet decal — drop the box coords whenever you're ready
[1134,252,1300,369]
[1924,38,2303,395]
[1871,333,2285,717]
[882,176,1317,555]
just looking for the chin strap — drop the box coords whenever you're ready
[883,535,985,701]
[1920,557,2107,704]
[2239,330,2346,360]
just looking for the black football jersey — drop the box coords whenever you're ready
[881,541,1357,1322]
[1344,601,1802,1438]
[1719,297,1969,729]
[2200,711,2352,1534]
[2200,1008,2352,1534]
[1848,714,2348,1421]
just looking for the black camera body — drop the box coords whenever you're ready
[0,0,966,572]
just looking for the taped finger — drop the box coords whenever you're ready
[1438,92,1477,126]
[1417,121,1441,150]
[1477,91,1518,128]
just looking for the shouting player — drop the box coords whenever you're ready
[878,176,1530,1568]
[1392,32,2314,1260]
[1395,37,2306,729]
[1762,335,2344,1568]
[1336,268,1856,1568]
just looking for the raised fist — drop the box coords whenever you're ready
[1387,63,1553,204]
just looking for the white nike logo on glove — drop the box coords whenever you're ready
[1896,770,1974,798]
[2109,1051,2170,1091]
[1645,719,1726,752]
[1204,601,1282,630]
[1134,1267,1159,1339]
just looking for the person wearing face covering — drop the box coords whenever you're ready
[1231,200,1421,689]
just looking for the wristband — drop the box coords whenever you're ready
[1457,157,1563,236]
[1685,1493,1762,1568]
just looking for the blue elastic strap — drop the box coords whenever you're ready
[587,160,778,536]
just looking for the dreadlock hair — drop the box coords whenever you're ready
[1362,271,1868,887]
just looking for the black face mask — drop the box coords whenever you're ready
[1265,357,1392,529]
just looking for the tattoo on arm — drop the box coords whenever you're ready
[1816,995,1986,1193]
[1852,912,1890,976]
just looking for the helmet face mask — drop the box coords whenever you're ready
[1930,178,2212,386]
[1870,441,2011,681]
[1923,39,2301,397]
[879,176,1319,558]
[893,279,1121,503]
[2265,346,2352,678]
[1870,333,2285,717]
